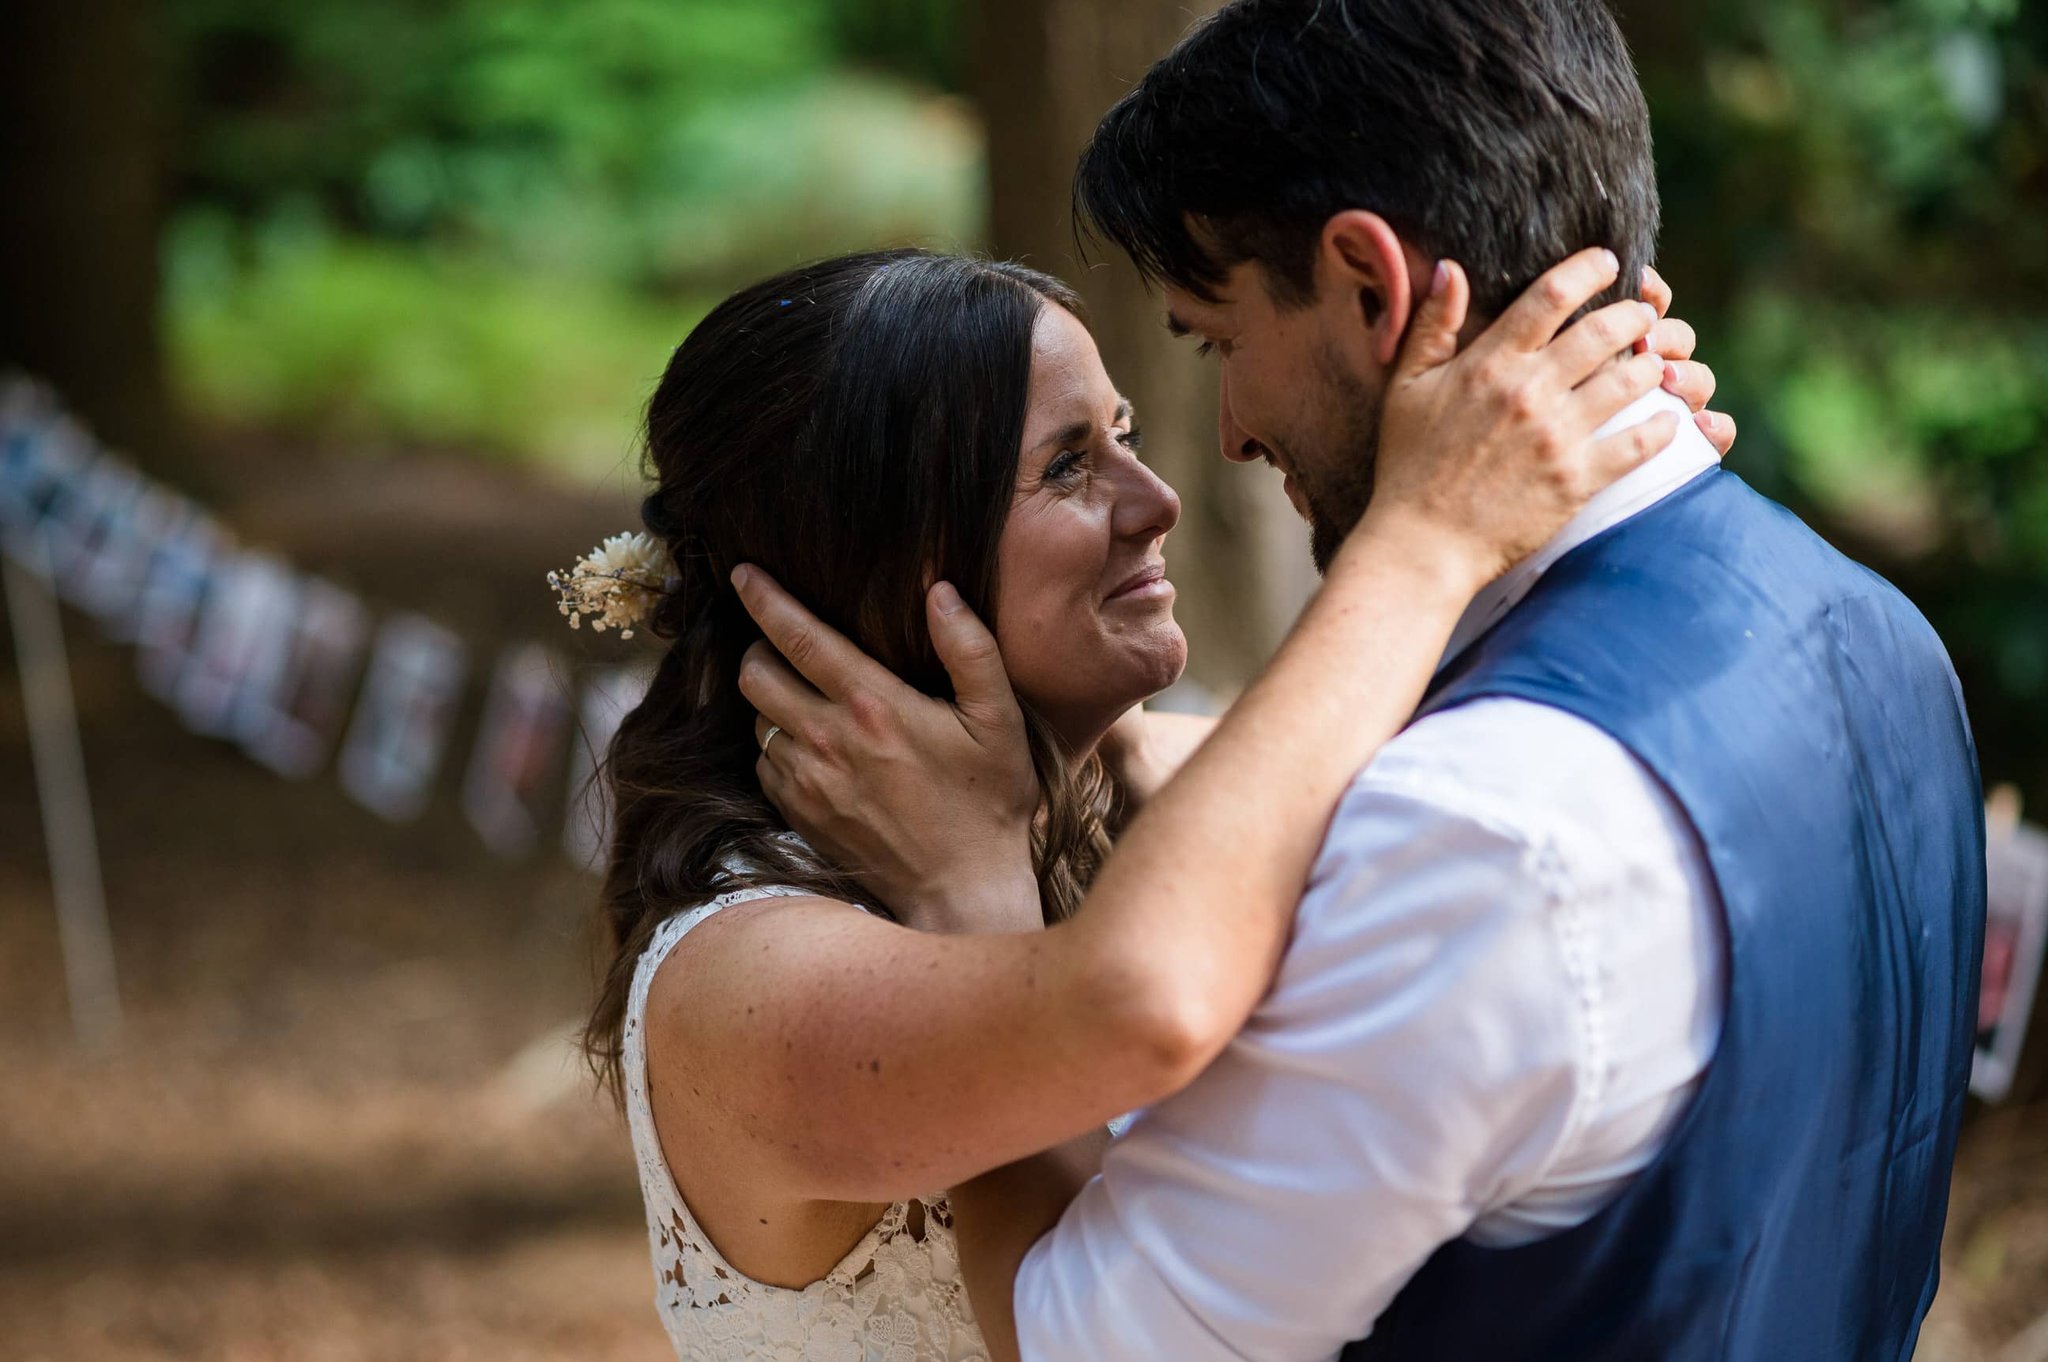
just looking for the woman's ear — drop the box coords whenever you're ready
[1318,211,1430,370]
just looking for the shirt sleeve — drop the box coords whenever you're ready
[1014,749,1600,1362]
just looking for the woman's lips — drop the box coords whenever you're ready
[1106,564,1174,603]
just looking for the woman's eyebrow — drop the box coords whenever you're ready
[1032,398,1134,454]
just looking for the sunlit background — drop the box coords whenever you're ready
[3,2,2046,1358]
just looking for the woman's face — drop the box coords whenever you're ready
[994,304,1188,749]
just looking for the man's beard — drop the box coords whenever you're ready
[1300,351,1383,574]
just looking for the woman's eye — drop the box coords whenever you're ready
[1046,450,1086,481]
[1194,341,1216,359]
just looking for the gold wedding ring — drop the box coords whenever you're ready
[761,724,786,760]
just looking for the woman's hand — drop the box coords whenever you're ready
[1357,248,1677,590]
[1642,264,1736,456]
[735,570,1043,935]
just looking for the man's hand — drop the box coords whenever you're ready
[733,567,1044,933]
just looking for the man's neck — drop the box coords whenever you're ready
[1439,388,1722,670]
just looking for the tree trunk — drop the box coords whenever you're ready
[0,0,178,474]
[972,0,1316,698]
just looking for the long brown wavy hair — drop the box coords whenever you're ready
[585,250,1122,1101]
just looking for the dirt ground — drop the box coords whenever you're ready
[3,441,2045,1360]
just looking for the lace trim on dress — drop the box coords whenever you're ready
[623,884,988,1362]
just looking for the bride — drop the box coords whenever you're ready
[559,245,1724,1360]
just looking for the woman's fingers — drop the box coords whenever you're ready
[926,584,1023,744]
[1662,358,1717,413]
[750,694,833,839]
[1647,316,1697,364]
[753,711,800,768]
[1547,298,1660,388]
[737,639,827,739]
[1589,411,1681,487]
[1696,410,1738,456]
[1392,259,1471,379]
[732,564,884,703]
[755,748,795,823]
[1642,265,1674,319]
[1485,247,1623,354]
[1571,350,1666,430]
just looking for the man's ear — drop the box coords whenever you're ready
[1318,211,1433,370]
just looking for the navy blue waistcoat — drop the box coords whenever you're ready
[1344,470,1984,1362]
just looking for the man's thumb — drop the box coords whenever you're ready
[928,583,1020,736]
[1395,258,1471,378]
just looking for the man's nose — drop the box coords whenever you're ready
[1217,367,1262,464]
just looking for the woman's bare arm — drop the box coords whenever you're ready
[662,508,1523,1203]
[658,250,1679,1211]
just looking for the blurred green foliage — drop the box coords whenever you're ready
[163,0,979,469]
[167,216,700,478]
[1639,0,2048,792]
[157,0,2048,790]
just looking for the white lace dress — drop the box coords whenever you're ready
[624,885,989,1362]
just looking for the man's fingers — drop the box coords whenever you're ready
[731,564,878,701]
[1548,298,1660,389]
[1393,259,1471,379]
[1662,358,1717,414]
[1697,410,1738,456]
[927,583,1022,742]
[737,639,827,736]
[1589,410,1681,486]
[1488,247,1624,353]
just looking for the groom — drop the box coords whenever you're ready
[992,1,1978,1357]
[759,1,1985,1357]
[996,2,1982,1358]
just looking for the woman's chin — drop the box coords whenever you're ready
[1125,623,1191,701]
[1017,626,1189,744]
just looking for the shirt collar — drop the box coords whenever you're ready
[1438,388,1723,670]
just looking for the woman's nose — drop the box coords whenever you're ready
[1114,452,1182,542]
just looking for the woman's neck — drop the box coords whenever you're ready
[1041,705,1124,765]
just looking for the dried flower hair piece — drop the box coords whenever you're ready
[546,531,671,639]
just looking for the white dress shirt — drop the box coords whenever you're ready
[1014,391,1730,1361]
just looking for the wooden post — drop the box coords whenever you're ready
[3,524,121,1047]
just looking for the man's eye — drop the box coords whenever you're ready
[1118,427,1145,452]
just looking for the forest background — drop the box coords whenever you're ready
[11,0,2048,752]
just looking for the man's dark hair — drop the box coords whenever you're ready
[1075,0,1660,319]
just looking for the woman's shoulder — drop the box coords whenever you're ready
[641,885,877,1035]
[642,832,882,986]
